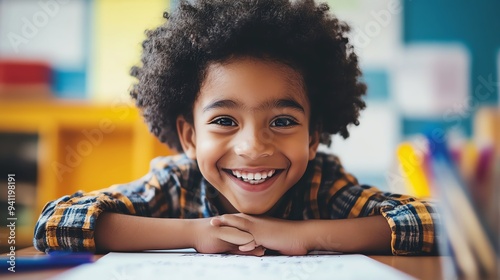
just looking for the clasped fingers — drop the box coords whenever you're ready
[211,214,261,252]
[216,225,255,248]
[211,214,254,232]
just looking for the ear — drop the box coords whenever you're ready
[308,131,320,160]
[176,116,197,159]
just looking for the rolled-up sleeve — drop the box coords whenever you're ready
[377,196,438,255]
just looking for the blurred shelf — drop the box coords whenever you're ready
[0,99,174,217]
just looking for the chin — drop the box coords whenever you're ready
[235,205,270,215]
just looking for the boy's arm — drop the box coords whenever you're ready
[94,212,263,254]
[35,191,263,254]
[211,214,391,255]
[306,215,393,254]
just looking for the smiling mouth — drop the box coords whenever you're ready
[223,169,282,185]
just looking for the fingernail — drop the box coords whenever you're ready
[239,244,253,252]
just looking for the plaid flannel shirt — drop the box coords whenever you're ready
[34,152,439,255]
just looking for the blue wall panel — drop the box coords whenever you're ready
[403,0,500,105]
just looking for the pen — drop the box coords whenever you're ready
[0,251,93,273]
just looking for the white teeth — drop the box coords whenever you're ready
[232,170,243,178]
[249,179,265,184]
[230,169,277,184]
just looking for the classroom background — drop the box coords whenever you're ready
[0,0,498,254]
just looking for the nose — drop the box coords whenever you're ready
[234,126,274,159]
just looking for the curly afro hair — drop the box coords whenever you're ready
[130,0,366,152]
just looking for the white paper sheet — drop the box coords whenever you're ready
[53,250,415,280]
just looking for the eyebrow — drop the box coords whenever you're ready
[202,98,305,114]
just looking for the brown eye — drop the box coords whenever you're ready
[210,117,236,126]
[271,117,297,127]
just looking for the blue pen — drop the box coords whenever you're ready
[0,251,93,273]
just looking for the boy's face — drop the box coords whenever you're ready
[177,57,319,214]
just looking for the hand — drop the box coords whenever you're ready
[188,218,265,256]
[210,214,310,255]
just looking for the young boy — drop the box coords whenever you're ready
[34,0,438,256]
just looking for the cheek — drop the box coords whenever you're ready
[196,133,229,163]
[279,133,310,155]
[282,134,311,171]
[194,132,217,166]
[290,151,310,174]
[194,132,232,184]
